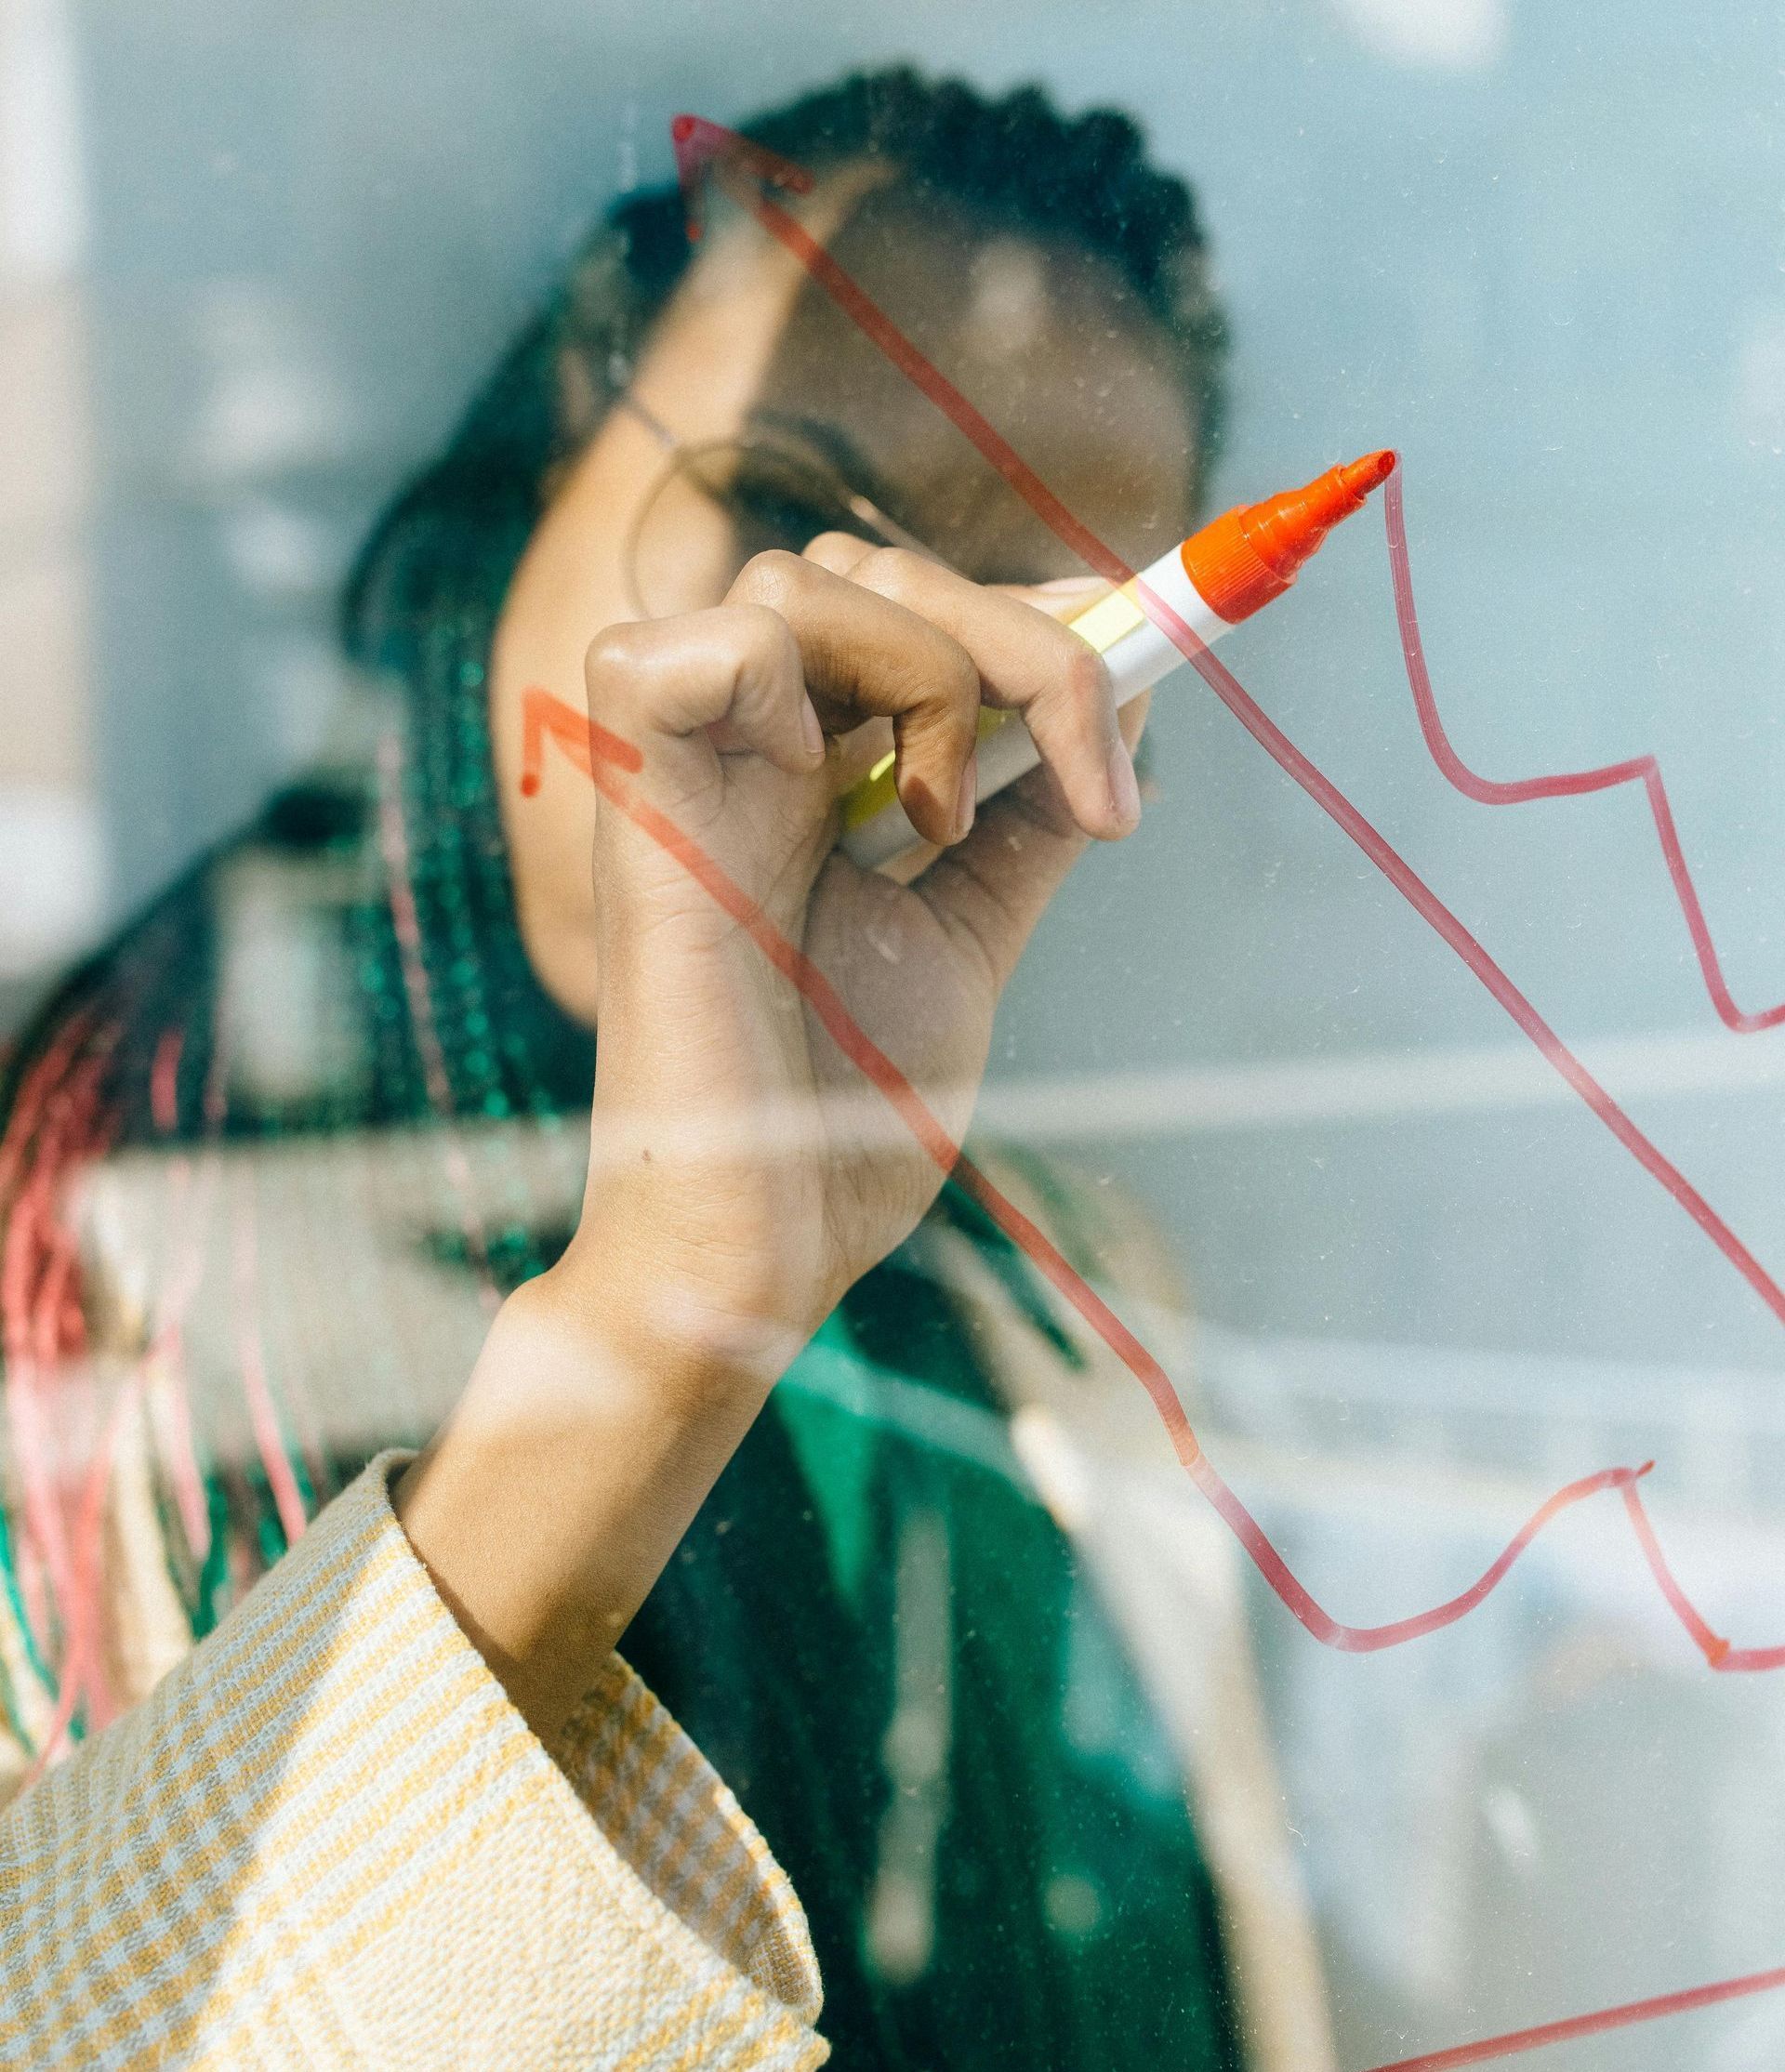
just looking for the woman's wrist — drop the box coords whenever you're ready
[394,1259,802,1743]
[550,1178,836,1379]
[515,1243,787,1412]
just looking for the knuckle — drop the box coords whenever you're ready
[801,529,868,564]
[582,620,650,691]
[729,548,810,614]
[725,600,800,679]
[854,546,922,601]
[929,649,982,737]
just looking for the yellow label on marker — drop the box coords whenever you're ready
[1063,584,1146,653]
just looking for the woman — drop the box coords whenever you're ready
[0,69,1244,2068]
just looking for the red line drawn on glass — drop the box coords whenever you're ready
[1363,1957,1785,2069]
[538,116,1785,2063]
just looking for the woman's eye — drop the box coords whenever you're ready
[735,489,847,550]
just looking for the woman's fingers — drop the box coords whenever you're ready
[797,537,1139,843]
[726,552,982,845]
[583,542,1140,857]
[583,605,826,809]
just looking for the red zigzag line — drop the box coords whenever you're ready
[1384,467,1785,1032]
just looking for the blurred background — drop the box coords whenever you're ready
[7,0,1785,2064]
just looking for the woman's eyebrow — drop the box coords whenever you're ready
[744,407,891,496]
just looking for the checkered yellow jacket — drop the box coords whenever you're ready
[0,1452,828,2068]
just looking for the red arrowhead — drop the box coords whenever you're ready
[669,114,813,241]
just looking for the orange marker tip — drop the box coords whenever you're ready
[1341,449,1397,497]
[670,113,696,142]
[1184,446,1401,620]
[519,773,541,798]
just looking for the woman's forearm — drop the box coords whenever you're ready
[391,1255,788,1746]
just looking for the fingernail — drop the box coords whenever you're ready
[1035,575,1109,596]
[800,697,824,759]
[1107,739,1141,832]
[955,756,977,839]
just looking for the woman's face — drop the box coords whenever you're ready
[490,173,1197,1026]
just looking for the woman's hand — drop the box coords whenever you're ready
[552,536,1143,1363]
[396,540,1144,1738]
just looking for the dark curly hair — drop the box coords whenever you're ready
[740,71,1228,461]
[346,68,1227,650]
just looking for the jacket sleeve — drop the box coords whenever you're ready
[0,1451,828,2071]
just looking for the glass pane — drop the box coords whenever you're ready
[4,9,1782,2069]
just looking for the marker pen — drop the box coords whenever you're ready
[840,448,1397,869]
